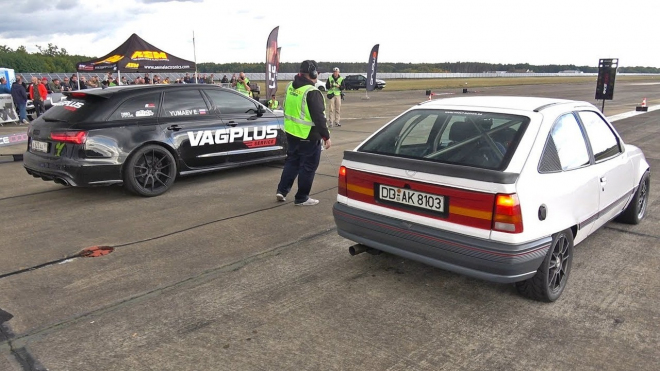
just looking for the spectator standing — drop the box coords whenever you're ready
[121,76,129,86]
[29,76,48,118]
[207,74,214,84]
[107,77,117,87]
[11,76,29,124]
[144,73,151,84]
[70,75,80,90]
[275,60,331,206]
[163,77,170,84]
[61,77,71,92]
[267,94,279,110]
[183,73,191,84]
[41,78,52,93]
[325,67,345,127]
[0,77,10,94]
[87,76,99,88]
[232,72,251,96]
[221,75,229,83]
[48,78,62,92]
[79,76,88,90]
[230,73,237,84]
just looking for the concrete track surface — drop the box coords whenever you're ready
[1,80,659,371]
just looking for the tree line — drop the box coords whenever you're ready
[1,44,658,74]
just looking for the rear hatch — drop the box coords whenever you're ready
[338,108,530,236]
[28,92,107,158]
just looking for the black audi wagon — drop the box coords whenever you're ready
[24,84,287,196]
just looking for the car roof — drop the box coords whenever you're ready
[65,84,230,98]
[418,96,591,113]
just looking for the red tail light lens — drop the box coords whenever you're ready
[70,92,87,98]
[338,166,347,196]
[50,131,87,144]
[493,193,523,233]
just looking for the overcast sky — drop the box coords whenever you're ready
[1,0,658,68]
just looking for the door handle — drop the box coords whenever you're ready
[226,121,238,127]
[600,176,607,191]
[167,125,181,131]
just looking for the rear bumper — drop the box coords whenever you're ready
[23,151,123,186]
[333,202,551,283]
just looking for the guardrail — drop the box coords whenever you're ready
[14,72,659,83]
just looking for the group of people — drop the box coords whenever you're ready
[2,75,49,123]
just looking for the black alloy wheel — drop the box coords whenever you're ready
[124,145,177,197]
[515,229,574,302]
[616,171,650,224]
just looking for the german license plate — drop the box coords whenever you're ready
[377,184,445,213]
[31,140,49,153]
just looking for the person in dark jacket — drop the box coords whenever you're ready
[275,60,331,206]
[11,76,29,124]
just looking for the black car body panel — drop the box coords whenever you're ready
[24,85,286,191]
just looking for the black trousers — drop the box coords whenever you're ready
[276,134,322,203]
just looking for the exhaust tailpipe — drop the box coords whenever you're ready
[349,244,368,256]
[54,178,70,186]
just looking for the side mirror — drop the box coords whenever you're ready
[256,104,266,117]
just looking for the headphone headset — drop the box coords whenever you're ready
[308,61,318,79]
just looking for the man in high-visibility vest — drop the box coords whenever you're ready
[267,94,279,110]
[276,60,331,206]
[232,72,251,96]
[325,67,345,127]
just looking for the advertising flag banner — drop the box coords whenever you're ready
[366,44,380,92]
[266,27,279,100]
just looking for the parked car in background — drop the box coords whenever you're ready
[343,74,386,90]
[24,85,287,196]
[333,96,650,302]
[315,79,326,91]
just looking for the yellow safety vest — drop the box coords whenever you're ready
[328,75,344,96]
[283,83,323,139]
[236,77,250,96]
[268,99,279,110]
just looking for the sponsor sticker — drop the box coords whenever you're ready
[145,103,155,108]
[135,110,154,117]
[58,101,85,111]
[121,112,134,118]
[199,109,207,115]
[169,109,203,117]
[187,126,279,146]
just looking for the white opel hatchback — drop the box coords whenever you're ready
[333,96,650,302]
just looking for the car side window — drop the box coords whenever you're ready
[161,89,209,118]
[108,92,161,121]
[578,111,622,162]
[203,89,257,115]
[540,113,590,172]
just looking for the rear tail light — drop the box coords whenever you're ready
[70,92,87,98]
[492,193,523,233]
[50,131,87,145]
[338,166,347,196]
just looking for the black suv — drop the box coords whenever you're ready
[24,84,286,196]
[343,74,386,90]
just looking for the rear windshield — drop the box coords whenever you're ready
[358,109,529,170]
[42,96,104,123]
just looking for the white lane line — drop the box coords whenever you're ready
[607,105,660,122]
[341,116,393,120]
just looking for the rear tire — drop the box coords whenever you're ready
[515,229,574,302]
[124,145,177,197]
[616,171,650,225]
